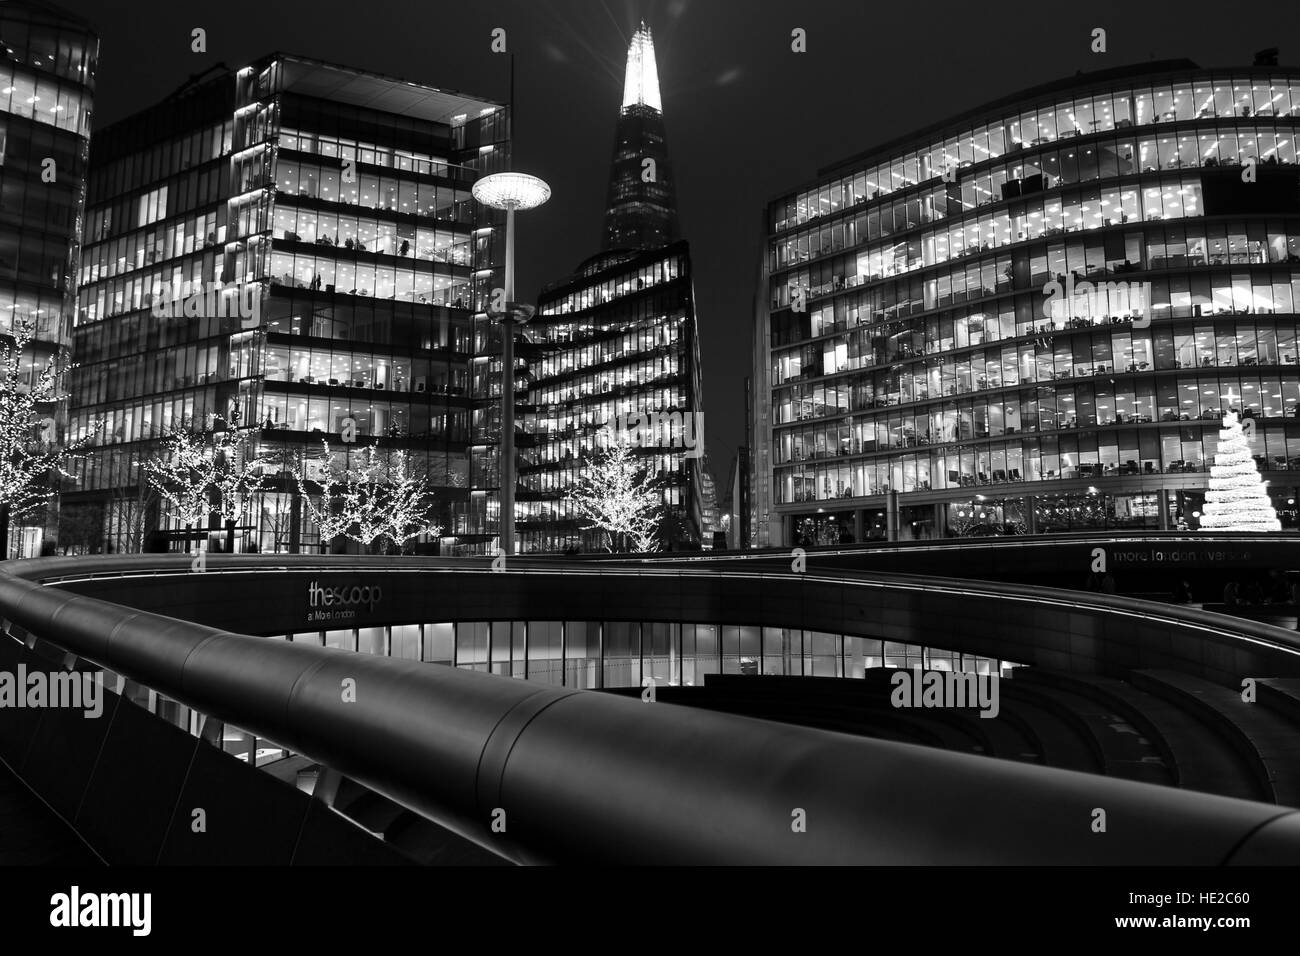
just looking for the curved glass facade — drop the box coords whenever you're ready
[0,0,97,556]
[756,63,1300,544]
[279,619,1012,689]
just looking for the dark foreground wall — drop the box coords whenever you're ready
[0,633,409,865]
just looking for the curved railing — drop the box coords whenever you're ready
[1,560,1299,864]
[12,553,1300,684]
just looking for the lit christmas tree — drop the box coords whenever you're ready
[1199,410,1281,531]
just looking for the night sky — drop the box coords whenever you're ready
[58,0,1300,485]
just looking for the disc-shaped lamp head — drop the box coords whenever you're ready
[472,172,551,210]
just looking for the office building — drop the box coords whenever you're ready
[519,24,704,552]
[0,0,97,556]
[725,443,749,549]
[63,53,507,553]
[523,241,704,551]
[699,452,720,544]
[753,60,1300,546]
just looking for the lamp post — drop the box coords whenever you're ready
[472,172,550,555]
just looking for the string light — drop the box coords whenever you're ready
[568,436,661,552]
[0,320,97,544]
[295,442,443,552]
[1199,411,1281,531]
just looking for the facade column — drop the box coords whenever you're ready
[289,492,301,554]
[1026,495,1038,535]
[886,490,900,542]
[597,621,605,690]
[853,508,864,544]
[559,621,567,688]
[1157,490,1171,530]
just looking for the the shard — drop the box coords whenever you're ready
[600,22,680,251]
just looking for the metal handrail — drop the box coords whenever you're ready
[1,565,1298,864]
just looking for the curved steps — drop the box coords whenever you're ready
[1129,669,1300,808]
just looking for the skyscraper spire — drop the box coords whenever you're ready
[621,21,662,113]
[601,22,679,252]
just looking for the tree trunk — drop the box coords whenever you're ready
[0,501,9,560]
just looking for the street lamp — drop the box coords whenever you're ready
[472,171,550,556]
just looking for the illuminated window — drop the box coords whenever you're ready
[136,185,168,228]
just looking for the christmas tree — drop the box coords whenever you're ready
[1199,411,1281,531]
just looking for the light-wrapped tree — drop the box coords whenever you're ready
[296,442,442,554]
[212,419,267,529]
[143,414,266,548]
[380,448,445,552]
[567,437,662,553]
[142,425,213,533]
[0,320,96,555]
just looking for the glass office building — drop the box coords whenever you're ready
[523,242,705,551]
[0,0,97,556]
[520,24,705,552]
[753,60,1300,546]
[64,54,507,554]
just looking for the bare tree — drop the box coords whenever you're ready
[107,445,157,553]
[244,443,304,553]
[55,502,103,555]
